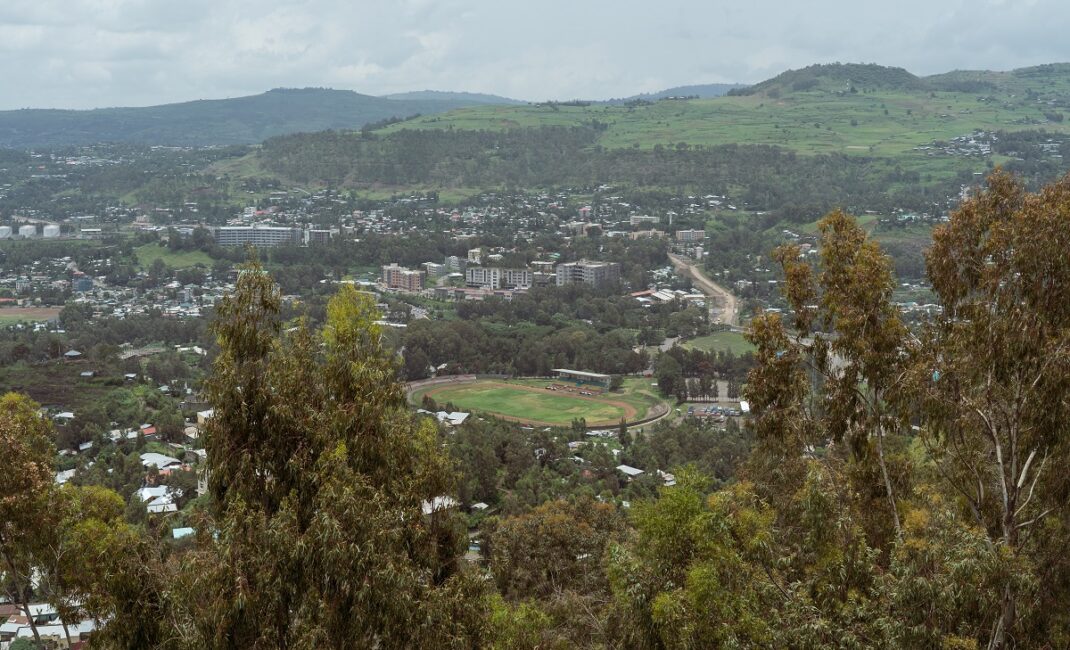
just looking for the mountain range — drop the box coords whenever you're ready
[0,83,740,149]
[0,88,522,149]
[3,63,1070,149]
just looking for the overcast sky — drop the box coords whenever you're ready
[1,0,1068,110]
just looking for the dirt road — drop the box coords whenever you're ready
[668,253,740,326]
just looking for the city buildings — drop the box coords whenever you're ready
[675,229,707,242]
[555,260,621,287]
[305,229,333,244]
[465,267,533,289]
[423,262,446,278]
[381,263,424,291]
[214,226,301,247]
[445,256,468,273]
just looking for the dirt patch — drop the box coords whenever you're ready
[669,253,739,326]
[0,306,62,321]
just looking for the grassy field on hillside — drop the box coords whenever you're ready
[383,91,1070,159]
[0,361,118,411]
[213,65,1070,207]
[135,244,213,269]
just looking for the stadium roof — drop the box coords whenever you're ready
[552,369,611,379]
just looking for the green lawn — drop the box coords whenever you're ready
[509,377,666,419]
[135,244,213,269]
[682,330,756,355]
[413,378,668,426]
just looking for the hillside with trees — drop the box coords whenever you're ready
[192,62,1070,223]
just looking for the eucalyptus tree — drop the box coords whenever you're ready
[174,260,487,648]
[0,393,56,647]
[912,171,1070,647]
[748,209,912,545]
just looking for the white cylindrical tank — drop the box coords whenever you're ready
[43,224,60,238]
[18,225,36,238]
[0,226,11,239]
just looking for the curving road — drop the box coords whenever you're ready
[668,253,740,326]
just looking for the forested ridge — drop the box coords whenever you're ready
[259,126,954,216]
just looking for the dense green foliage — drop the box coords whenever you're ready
[258,126,959,216]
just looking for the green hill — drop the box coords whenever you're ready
[371,62,1070,157]
[0,87,517,148]
[210,62,1070,214]
[730,63,928,96]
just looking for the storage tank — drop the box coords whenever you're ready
[18,225,36,238]
[42,224,60,238]
[0,226,12,239]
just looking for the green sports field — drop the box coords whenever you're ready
[682,330,756,355]
[411,378,667,426]
[135,244,213,269]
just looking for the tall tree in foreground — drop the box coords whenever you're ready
[174,261,487,648]
[747,209,912,547]
[0,393,56,647]
[913,171,1070,647]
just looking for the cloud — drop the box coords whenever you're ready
[0,0,1068,109]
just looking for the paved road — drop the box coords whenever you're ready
[668,253,740,326]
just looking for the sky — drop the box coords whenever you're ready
[1,0,1069,110]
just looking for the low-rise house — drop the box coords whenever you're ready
[140,452,182,470]
[421,496,459,515]
[435,411,470,426]
[136,485,178,514]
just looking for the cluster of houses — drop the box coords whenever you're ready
[0,603,96,648]
[68,277,232,321]
[631,287,706,307]
[914,130,995,157]
[52,408,212,519]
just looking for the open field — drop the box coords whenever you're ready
[135,244,213,269]
[0,361,118,411]
[0,306,62,324]
[410,377,668,427]
[682,330,756,355]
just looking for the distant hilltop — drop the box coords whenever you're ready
[2,62,1070,148]
[728,61,1070,97]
